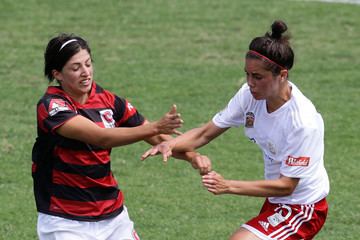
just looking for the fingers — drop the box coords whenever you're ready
[172,129,183,136]
[169,104,177,114]
[141,147,160,161]
[191,155,212,175]
[162,150,172,163]
[141,141,173,164]
[156,105,184,135]
[201,171,224,195]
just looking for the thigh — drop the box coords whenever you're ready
[37,213,91,240]
[101,207,140,240]
[230,227,262,240]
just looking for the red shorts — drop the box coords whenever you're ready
[242,198,328,240]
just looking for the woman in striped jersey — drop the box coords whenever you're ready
[32,33,211,240]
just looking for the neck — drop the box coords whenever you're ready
[266,84,292,113]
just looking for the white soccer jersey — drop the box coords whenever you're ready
[213,82,329,204]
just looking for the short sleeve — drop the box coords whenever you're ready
[280,127,323,178]
[113,96,145,127]
[212,84,249,128]
[37,97,77,133]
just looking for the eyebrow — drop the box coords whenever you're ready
[244,69,262,75]
[69,57,92,66]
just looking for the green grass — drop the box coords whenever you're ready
[1,0,359,239]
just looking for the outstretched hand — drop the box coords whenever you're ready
[141,141,173,162]
[154,104,183,135]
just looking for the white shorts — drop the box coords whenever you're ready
[37,206,140,240]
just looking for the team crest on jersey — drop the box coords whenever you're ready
[286,156,310,167]
[99,109,115,128]
[245,112,255,128]
[49,99,70,116]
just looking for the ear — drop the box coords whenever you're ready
[52,69,63,81]
[280,69,288,81]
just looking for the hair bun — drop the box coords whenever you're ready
[271,20,288,39]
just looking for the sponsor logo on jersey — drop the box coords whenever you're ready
[99,109,115,128]
[258,221,270,232]
[245,112,255,128]
[286,156,310,166]
[49,99,70,116]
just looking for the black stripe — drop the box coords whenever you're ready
[78,108,103,122]
[52,185,119,201]
[122,113,145,127]
[44,111,77,131]
[54,159,110,179]
[95,84,104,94]
[113,95,127,122]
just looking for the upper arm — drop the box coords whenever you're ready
[279,175,300,194]
[56,115,106,146]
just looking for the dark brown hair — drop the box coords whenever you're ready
[44,33,92,82]
[247,20,294,74]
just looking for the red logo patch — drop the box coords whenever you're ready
[286,156,310,166]
[48,99,70,116]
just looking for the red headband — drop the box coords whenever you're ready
[247,50,287,70]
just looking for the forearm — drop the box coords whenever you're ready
[225,179,296,197]
[203,172,299,197]
[99,123,159,148]
[145,133,199,162]
[170,128,209,152]
[57,116,160,148]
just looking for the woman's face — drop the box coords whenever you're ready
[53,49,93,101]
[244,58,282,100]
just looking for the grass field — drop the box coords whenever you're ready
[0,0,359,239]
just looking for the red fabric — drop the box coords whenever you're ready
[245,198,328,240]
[52,170,117,188]
[49,192,124,217]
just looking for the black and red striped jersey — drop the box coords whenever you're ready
[32,82,145,221]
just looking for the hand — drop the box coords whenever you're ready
[153,104,183,135]
[202,171,229,195]
[190,154,212,175]
[141,141,173,162]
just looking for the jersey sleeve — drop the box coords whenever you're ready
[280,126,324,178]
[113,95,145,127]
[37,96,77,133]
[212,83,248,128]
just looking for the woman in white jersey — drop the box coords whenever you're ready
[142,20,329,240]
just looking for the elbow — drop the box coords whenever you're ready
[280,186,296,196]
[277,182,298,196]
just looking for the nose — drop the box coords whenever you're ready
[247,75,255,88]
[80,65,91,77]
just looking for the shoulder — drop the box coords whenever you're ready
[287,82,322,129]
[38,86,69,106]
[280,83,324,144]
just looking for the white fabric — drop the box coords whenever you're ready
[37,206,140,240]
[212,82,329,204]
